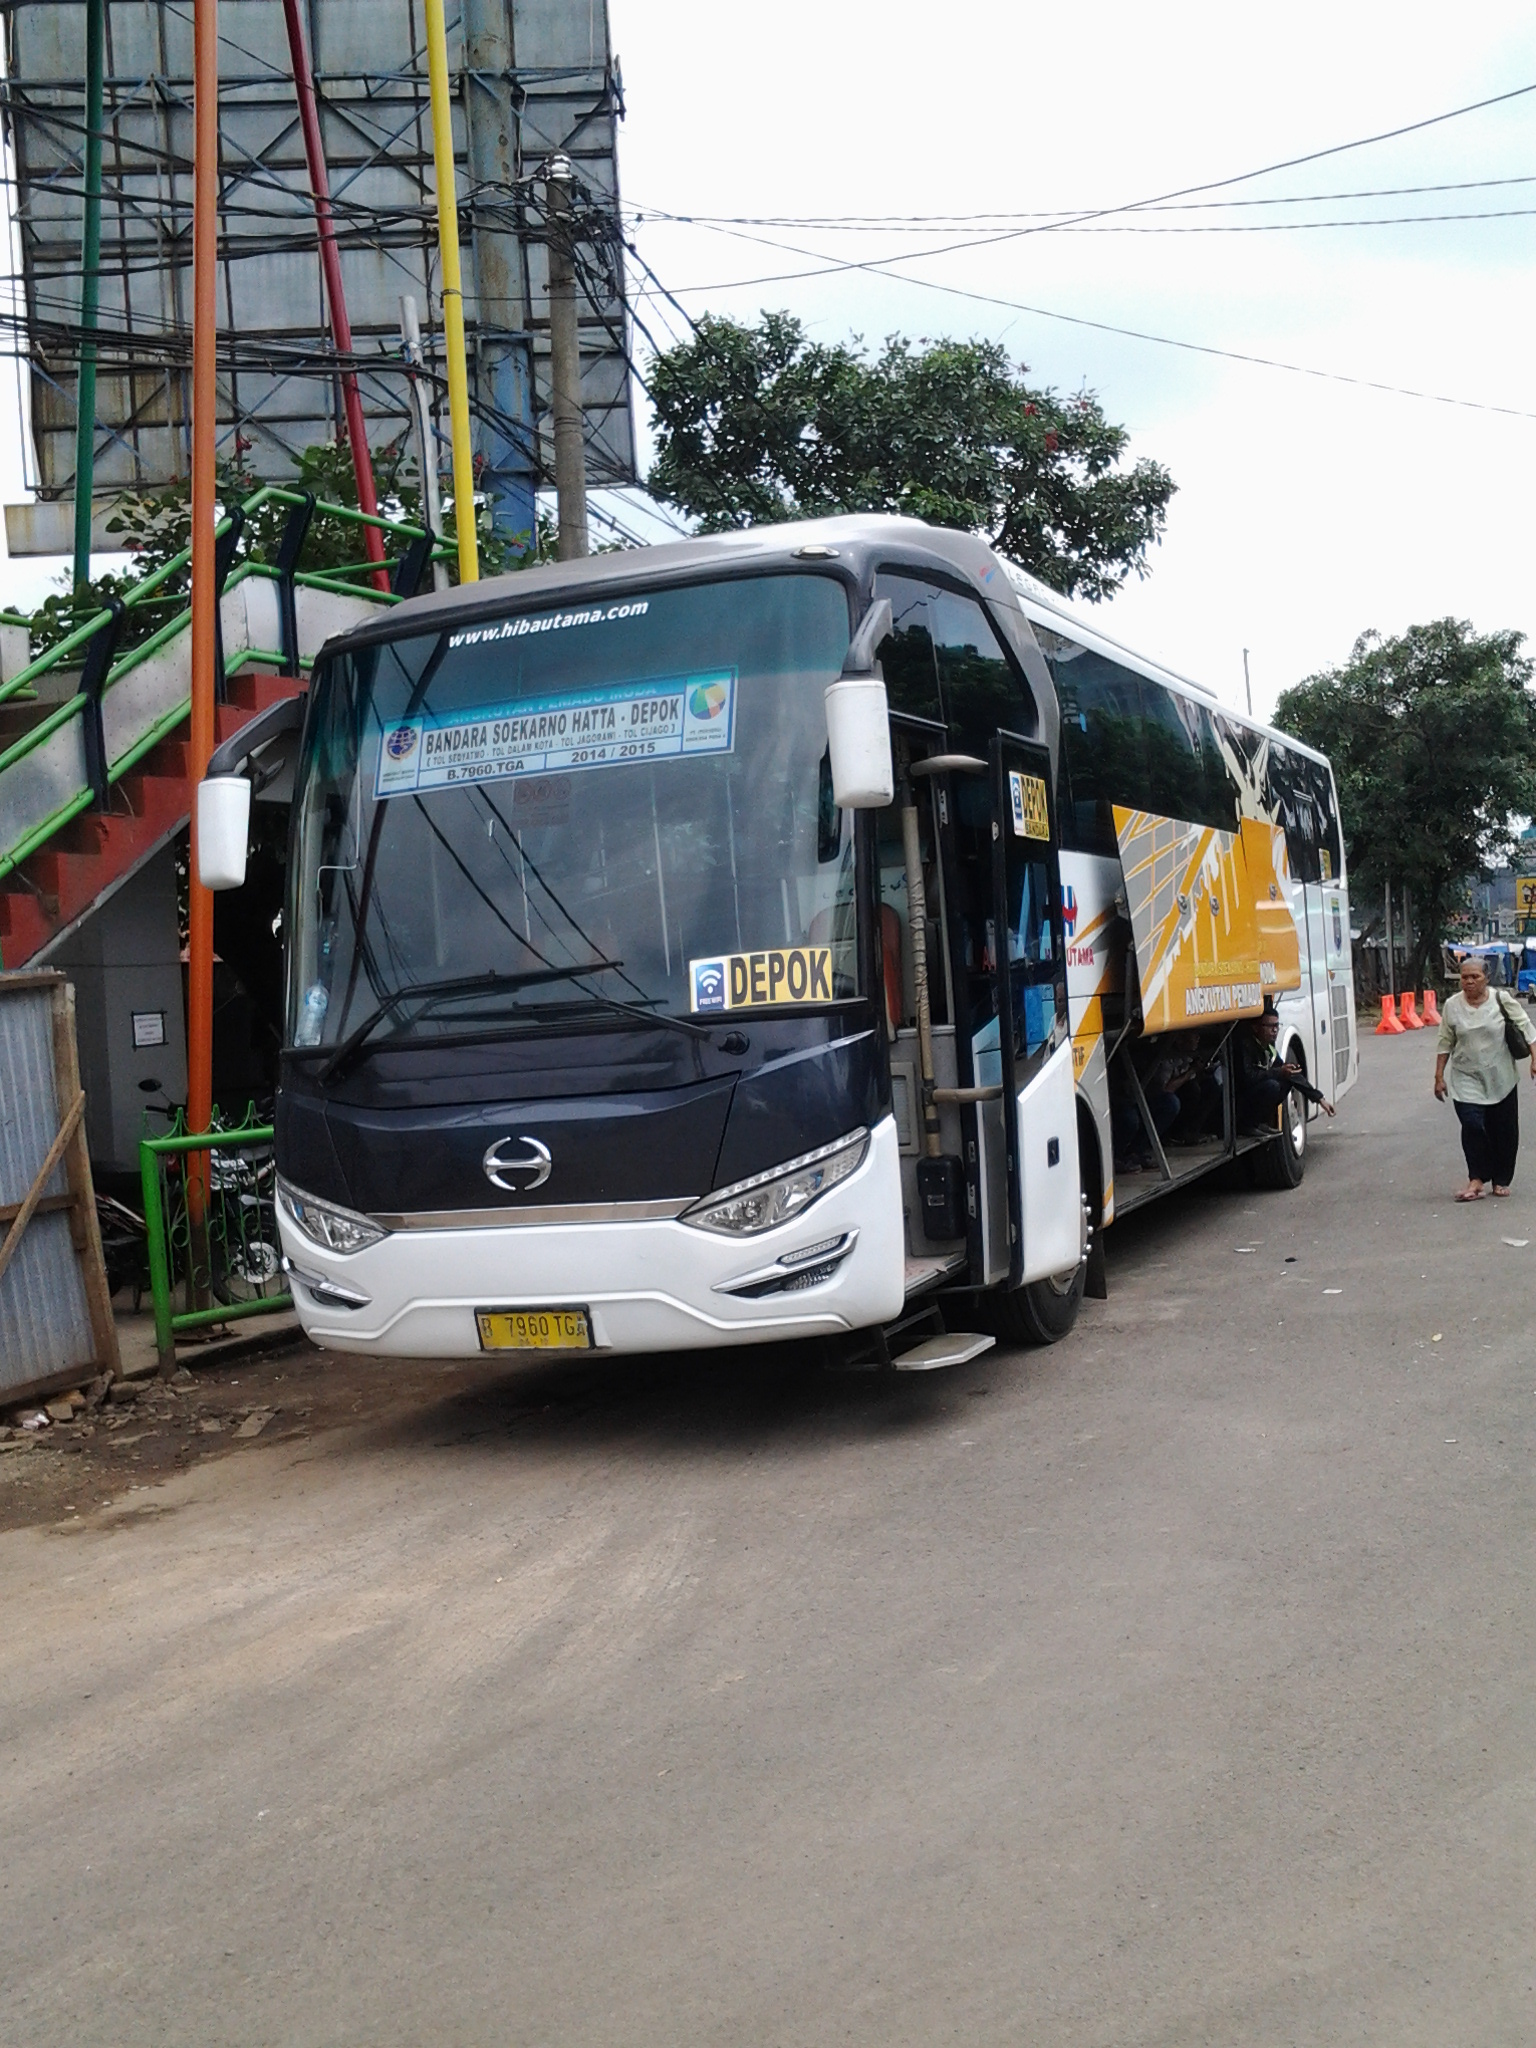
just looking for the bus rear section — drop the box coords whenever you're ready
[1013,580,1357,1224]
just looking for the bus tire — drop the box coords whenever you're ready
[988,1184,1090,1345]
[998,1265,1087,1345]
[1250,1070,1307,1191]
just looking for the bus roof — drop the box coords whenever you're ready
[997,557,1333,772]
[320,510,1332,775]
[320,513,1013,657]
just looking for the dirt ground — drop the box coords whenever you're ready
[8,1034,1536,2045]
[0,1340,504,1534]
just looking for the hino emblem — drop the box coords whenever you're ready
[482,1135,552,1192]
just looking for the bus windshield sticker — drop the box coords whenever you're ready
[690,948,833,1012]
[373,670,735,798]
[446,597,650,649]
[1009,769,1050,840]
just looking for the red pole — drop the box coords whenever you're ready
[188,0,218,1161]
[281,0,389,593]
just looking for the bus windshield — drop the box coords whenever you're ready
[287,572,859,1051]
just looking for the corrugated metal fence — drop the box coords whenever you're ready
[0,971,118,1401]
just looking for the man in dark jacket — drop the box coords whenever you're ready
[1235,1000,1335,1135]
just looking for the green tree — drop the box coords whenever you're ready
[26,436,541,659]
[1275,619,1536,990]
[646,313,1176,601]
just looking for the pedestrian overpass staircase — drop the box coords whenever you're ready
[0,488,445,969]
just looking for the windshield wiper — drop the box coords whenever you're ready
[314,961,624,1082]
[548,994,715,1043]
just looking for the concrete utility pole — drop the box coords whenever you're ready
[72,0,105,594]
[544,155,588,561]
[462,0,538,549]
[399,295,449,591]
[1242,648,1253,719]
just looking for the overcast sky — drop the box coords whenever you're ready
[2,3,1534,728]
[607,0,1536,721]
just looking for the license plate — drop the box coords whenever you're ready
[475,1306,592,1352]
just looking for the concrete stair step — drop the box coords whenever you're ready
[0,676,304,968]
[227,669,302,713]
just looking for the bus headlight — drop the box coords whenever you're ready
[680,1128,869,1237]
[277,1178,388,1256]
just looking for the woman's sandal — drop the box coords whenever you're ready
[1492,1185,1512,1197]
[1455,1185,1486,1202]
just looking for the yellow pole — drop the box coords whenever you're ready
[423,0,479,583]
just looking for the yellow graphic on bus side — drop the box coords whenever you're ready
[689,947,833,1012]
[1112,809,1302,1034]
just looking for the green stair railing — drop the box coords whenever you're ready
[0,489,452,927]
[0,486,444,709]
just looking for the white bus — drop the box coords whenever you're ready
[200,513,1354,1366]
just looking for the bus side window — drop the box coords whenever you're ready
[1049,646,1147,856]
[1294,752,1343,882]
[1212,709,1270,822]
[1319,766,1344,882]
[873,573,944,724]
[926,586,1030,747]
[873,571,1031,745]
[1140,680,1238,832]
[1266,742,1321,884]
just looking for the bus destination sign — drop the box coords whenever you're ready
[689,948,833,1012]
[373,671,736,798]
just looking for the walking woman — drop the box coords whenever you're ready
[1433,954,1536,1199]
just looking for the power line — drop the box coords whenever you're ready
[627,237,1536,424]
[632,77,1536,285]
[639,202,1536,244]
[629,170,1536,230]
[1029,75,1536,236]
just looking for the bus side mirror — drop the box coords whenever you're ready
[196,774,252,891]
[825,597,894,808]
[194,692,307,890]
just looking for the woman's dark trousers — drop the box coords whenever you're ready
[1454,1087,1520,1185]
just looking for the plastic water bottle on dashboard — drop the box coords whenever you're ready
[295,983,329,1047]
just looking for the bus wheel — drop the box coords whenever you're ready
[1251,1079,1307,1191]
[989,1191,1089,1346]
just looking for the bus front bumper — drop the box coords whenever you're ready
[276,1116,906,1358]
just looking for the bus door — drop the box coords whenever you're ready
[989,736,1081,1287]
[888,732,1081,1291]
[1322,870,1353,1096]
[1302,884,1330,1103]
[917,745,1010,1284]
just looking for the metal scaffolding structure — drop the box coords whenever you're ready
[0,0,637,542]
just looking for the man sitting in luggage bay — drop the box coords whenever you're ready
[1235,999,1335,1136]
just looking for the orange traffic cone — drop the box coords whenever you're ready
[1375,993,1405,1034]
[1421,988,1442,1026]
[1399,990,1425,1029]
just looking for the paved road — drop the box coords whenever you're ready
[5,1029,1535,2045]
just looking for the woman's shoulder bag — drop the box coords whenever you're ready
[1494,987,1531,1060]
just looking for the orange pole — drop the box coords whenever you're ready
[187,0,218,1154]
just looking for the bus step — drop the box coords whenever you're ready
[892,1332,996,1373]
[903,1252,968,1299]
